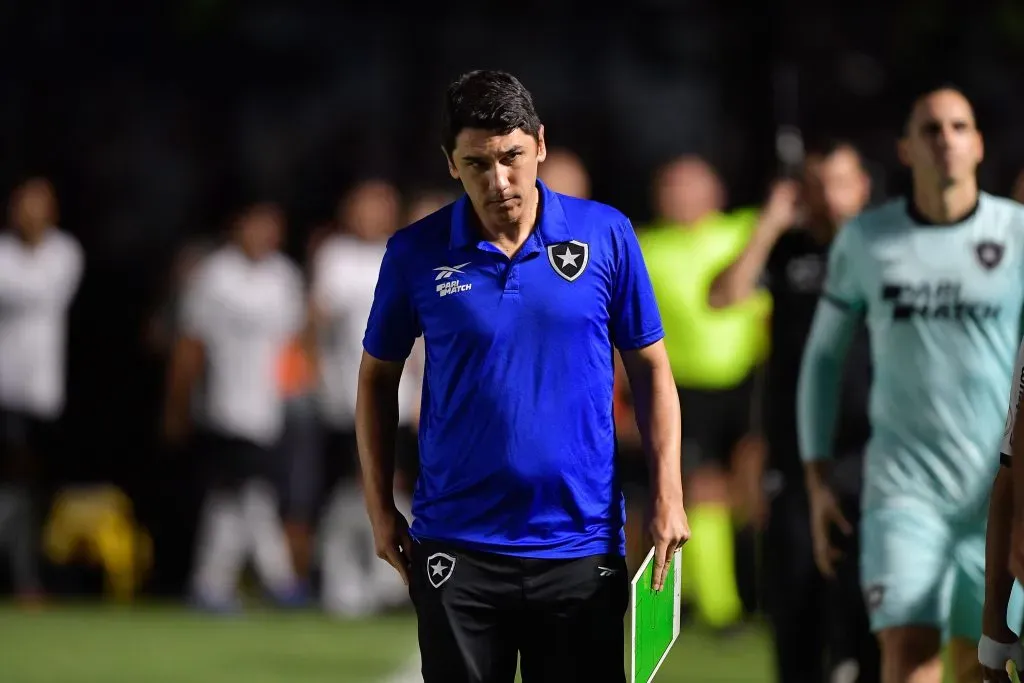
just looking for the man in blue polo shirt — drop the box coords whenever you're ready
[356,70,689,682]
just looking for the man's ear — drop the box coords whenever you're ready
[896,137,912,169]
[442,146,459,180]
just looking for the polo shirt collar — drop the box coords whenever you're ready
[448,179,572,251]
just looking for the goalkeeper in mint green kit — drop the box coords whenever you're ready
[798,85,1024,683]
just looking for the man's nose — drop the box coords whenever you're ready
[489,166,511,193]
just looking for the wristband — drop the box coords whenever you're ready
[979,633,1024,670]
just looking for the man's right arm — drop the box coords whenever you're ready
[358,239,420,510]
[798,222,865,470]
[357,238,420,582]
[163,267,209,443]
[707,180,798,309]
[797,222,865,576]
[356,352,405,513]
[163,335,203,443]
[798,301,862,483]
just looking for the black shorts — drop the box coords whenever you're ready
[322,425,419,491]
[410,538,629,683]
[0,407,59,485]
[678,373,756,471]
[322,428,359,488]
[195,429,277,493]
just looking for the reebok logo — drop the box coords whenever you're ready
[434,262,472,297]
[597,566,618,577]
[433,262,470,280]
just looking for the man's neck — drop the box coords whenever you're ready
[237,245,268,262]
[912,178,979,224]
[15,226,46,248]
[669,209,717,230]
[476,185,541,252]
[806,217,837,245]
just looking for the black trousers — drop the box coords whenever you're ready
[677,374,756,471]
[194,430,277,493]
[763,463,879,683]
[0,407,59,486]
[410,538,629,683]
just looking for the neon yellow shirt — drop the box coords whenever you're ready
[639,209,771,389]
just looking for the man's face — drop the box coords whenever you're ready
[338,180,400,242]
[445,126,546,226]
[803,147,870,226]
[238,204,283,258]
[899,89,983,187]
[654,157,723,225]
[10,178,57,241]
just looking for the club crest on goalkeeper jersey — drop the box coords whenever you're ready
[822,193,1024,515]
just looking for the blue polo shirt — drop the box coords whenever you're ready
[363,180,664,558]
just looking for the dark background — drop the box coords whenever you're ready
[3,0,1024,594]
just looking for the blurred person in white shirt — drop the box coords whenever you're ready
[163,200,305,611]
[311,179,423,617]
[0,177,83,603]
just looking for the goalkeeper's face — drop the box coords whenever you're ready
[899,89,983,188]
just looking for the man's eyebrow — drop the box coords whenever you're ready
[461,146,525,162]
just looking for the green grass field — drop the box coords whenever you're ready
[0,606,773,682]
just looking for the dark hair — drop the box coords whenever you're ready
[803,136,860,161]
[902,81,976,132]
[441,70,542,155]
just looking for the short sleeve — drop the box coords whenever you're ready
[179,267,214,340]
[57,235,84,307]
[362,238,421,362]
[610,221,665,351]
[311,241,341,315]
[822,220,867,311]
[281,262,305,337]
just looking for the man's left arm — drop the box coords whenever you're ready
[620,342,688,592]
[610,220,689,591]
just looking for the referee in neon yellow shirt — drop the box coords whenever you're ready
[638,156,772,631]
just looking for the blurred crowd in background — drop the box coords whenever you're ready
[3,0,1024,633]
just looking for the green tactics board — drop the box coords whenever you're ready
[630,546,682,683]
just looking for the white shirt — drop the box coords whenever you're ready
[181,246,304,446]
[0,228,84,418]
[312,234,420,429]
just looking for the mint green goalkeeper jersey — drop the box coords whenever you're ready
[798,193,1024,516]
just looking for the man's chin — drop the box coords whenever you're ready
[489,203,520,220]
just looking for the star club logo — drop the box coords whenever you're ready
[426,552,456,588]
[975,241,1004,270]
[546,240,589,282]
